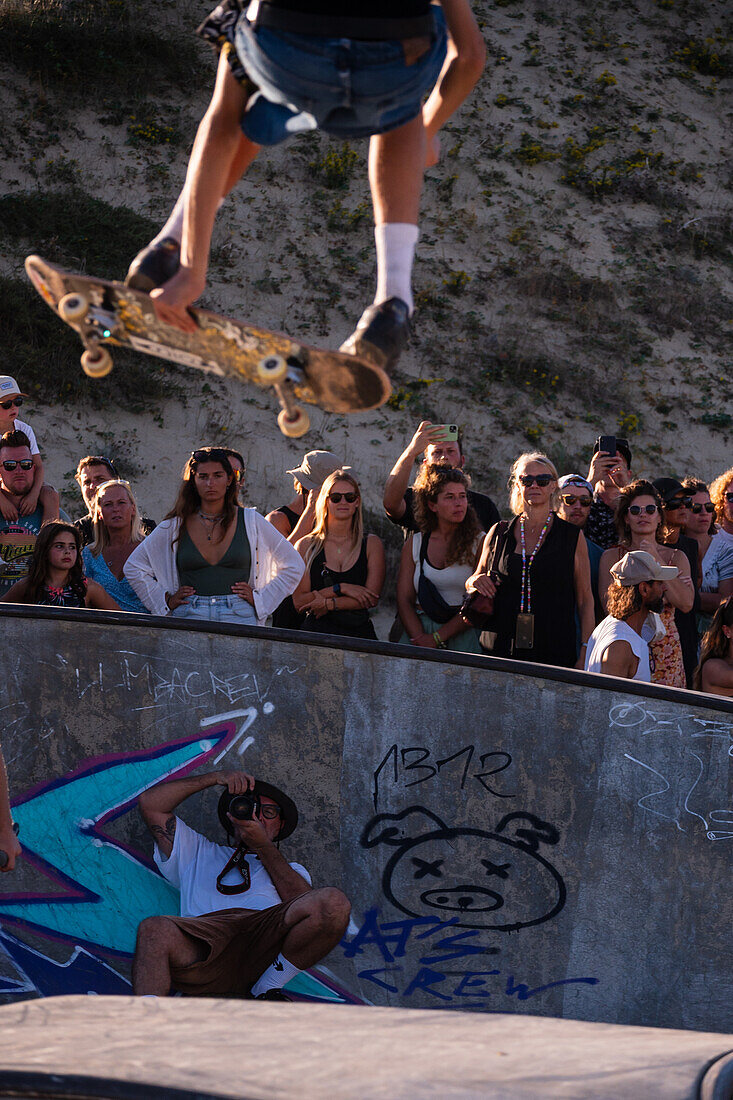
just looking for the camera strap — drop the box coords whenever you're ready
[216,844,252,895]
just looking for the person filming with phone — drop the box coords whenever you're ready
[585,435,633,551]
[383,421,499,534]
[132,769,350,999]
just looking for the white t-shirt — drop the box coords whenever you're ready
[585,615,651,681]
[702,529,733,592]
[15,420,40,456]
[154,818,311,918]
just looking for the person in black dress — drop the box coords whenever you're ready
[292,470,385,640]
[265,450,343,630]
[467,452,595,669]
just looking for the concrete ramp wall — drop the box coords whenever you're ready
[0,607,730,1031]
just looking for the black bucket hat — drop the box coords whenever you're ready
[217,780,298,842]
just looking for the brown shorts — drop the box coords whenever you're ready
[168,901,294,997]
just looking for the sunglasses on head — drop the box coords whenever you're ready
[689,501,715,514]
[518,473,553,487]
[191,447,230,463]
[0,397,23,410]
[664,497,691,510]
[629,504,658,516]
[1,459,33,471]
[725,492,733,504]
[560,494,591,507]
[329,491,358,503]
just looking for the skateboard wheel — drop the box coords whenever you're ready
[58,292,89,324]
[81,346,113,379]
[257,355,288,384]
[277,406,310,438]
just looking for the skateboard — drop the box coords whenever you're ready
[25,255,391,437]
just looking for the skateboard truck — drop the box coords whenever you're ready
[58,292,114,378]
[256,354,310,438]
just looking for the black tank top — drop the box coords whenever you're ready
[489,516,579,667]
[303,538,376,640]
[261,1,433,39]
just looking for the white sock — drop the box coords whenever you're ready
[374,223,418,314]
[151,195,226,248]
[249,952,301,996]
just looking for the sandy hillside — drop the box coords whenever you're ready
[0,0,730,583]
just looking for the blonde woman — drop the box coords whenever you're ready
[293,470,385,639]
[467,451,594,668]
[82,480,148,612]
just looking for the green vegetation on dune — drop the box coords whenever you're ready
[0,0,205,100]
[0,190,157,281]
[0,276,182,408]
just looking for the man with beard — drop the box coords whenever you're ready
[584,550,678,682]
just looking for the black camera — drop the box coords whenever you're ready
[228,792,260,821]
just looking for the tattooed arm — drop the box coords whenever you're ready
[138,770,254,858]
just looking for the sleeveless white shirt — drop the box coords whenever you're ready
[585,615,651,681]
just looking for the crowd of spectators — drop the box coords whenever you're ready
[0,370,731,699]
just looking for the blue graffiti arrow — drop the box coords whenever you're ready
[0,928,130,996]
[0,724,236,956]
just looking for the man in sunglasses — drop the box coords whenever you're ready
[0,430,59,597]
[556,474,603,626]
[132,768,350,999]
[585,550,679,682]
[74,455,156,548]
[0,376,46,525]
[653,477,700,687]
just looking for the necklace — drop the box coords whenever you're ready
[197,510,224,541]
[519,513,552,614]
[328,534,352,557]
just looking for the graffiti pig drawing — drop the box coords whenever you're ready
[361,807,566,931]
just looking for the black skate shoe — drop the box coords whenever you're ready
[340,297,410,372]
[125,237,181,292]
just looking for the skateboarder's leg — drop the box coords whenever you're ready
[127,53,259,296]
[144,54,248,331]
[339,114,424,370]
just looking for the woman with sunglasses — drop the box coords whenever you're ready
[292,470,385,639]
[82,480,149,613]
[599,481,693,687]
[397,466,484,653]
[467,453,594,668]
[125,447,303,625]
[1,522,119,609]
[681,477,719,640]
[701,467,733,611]
[693,596,733,697]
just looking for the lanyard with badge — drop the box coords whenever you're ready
[516,514,551,649]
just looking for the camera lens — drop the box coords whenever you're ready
[228,793,258,821]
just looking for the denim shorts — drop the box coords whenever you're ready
[171,594,258,626]
[234,7,447,145]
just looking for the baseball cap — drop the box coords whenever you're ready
[610,550,679,586]
[287,450,347,492]
[652,477,685,503]
[558,474,593,494]
[0,376,28,400]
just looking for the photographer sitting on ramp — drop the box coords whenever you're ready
[133,770,350,999]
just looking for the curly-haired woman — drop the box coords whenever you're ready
[397,466,484,653]
[693,596,733,697]
[599,480,693,687]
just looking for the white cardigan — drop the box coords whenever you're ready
[123,509,304,623]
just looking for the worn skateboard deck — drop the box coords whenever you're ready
[25,255,391,436]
